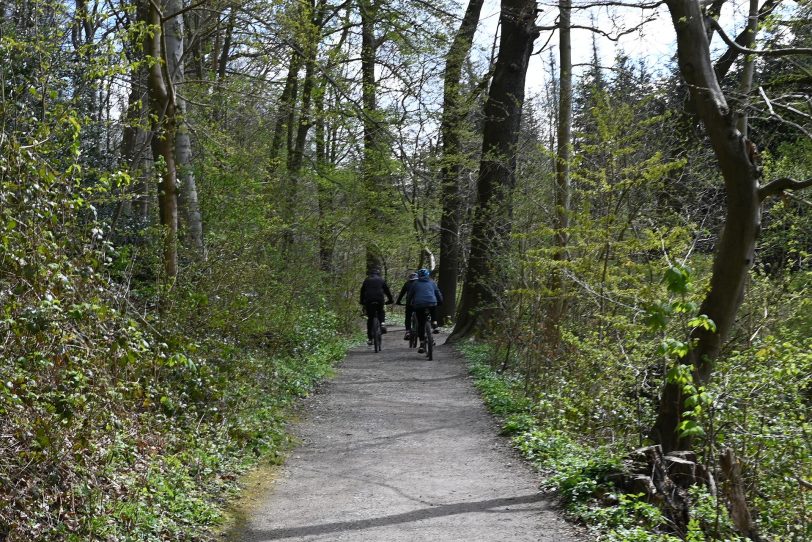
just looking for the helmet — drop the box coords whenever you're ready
[417,268,430,278]
[408,272,418,280]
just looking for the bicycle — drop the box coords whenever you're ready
[365,302,383,352]
[409,309,418,349]
[417,306,435,360]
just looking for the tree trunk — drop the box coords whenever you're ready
[448,0,538,341]
[145,0,178,279]
[735,0,759,137]
[360,0,384,271]
[270,52,301,165]
[121,61,150,226]
[217,8,236,81]
[315,82,334,271]
[166,0,204,255]
[286,0,325,240]
[437,0,485,327]
[651,0,763,452]
[547,0,572,329]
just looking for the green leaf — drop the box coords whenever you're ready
[664,265,692,295]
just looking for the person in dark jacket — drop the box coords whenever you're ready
[406,268,443,353]
[395,272,418,340]
[360,267,394,345]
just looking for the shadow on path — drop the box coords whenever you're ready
[242,493,550,540]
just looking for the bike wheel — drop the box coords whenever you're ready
[373,316,382,353]
[409,313,418,348]
[424,319,433,360]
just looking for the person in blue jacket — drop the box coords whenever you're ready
[407,268,443,353]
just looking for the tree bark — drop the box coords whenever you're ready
[286,0,325,238]
[448,0,538,341]
[360,0,384,271]
[166,0,204,256]
[547,0,572,330]
[270,52,301,165]
[315,82,334,271]
[735,0,759,137]
[144,0,178,279]
[437,0,485,327]
[651,0,763,452]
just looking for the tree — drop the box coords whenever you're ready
[547,0,572,332]
[651,0,812,452]
[437,0,485,326]
[449,0,539,340]
[144,0,179,279]
[166,0,204,255]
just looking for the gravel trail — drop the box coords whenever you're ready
[233,327,584,541]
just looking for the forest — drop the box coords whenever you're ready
[0,0,810,540]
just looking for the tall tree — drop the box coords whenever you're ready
[359,0,385,270]
[547,0,572,331]
[437,0,485,326]
[651,0,812,452]
[144,0,178,279]
[166,0,204,255]
[449,0,539,340]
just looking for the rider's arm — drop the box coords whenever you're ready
[434,282,444,305]
[395,283,407,305]
[384,282,394,304]
[359,280,366,305]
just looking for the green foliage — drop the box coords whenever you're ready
[0,93,350,540]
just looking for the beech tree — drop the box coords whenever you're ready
[437,0,485,326]
[143,0,179,279]
[449,0,540,340]
[651,0,812,452]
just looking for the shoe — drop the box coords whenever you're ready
[432,327,440,334]
[367,339,373,345]
[418,343,425,354]
[380,326,387,334]
[403,332,410,341]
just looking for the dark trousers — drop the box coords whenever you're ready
[403,305,414,330]
[364,302,385,340]
[414,305,436,342]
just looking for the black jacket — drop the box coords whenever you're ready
[360,274,394,305]
[395,280,416,305]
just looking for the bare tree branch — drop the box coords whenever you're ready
[709,17,812,56]
[759,177,812,200]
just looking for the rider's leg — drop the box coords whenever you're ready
[415,307,428,342]
[365,303,374,341]
[378,304,387,332]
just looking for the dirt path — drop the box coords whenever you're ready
[231,327,584,541]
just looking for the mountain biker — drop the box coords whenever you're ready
[407,268,443,354]
[395,272,419,340]
[360,267,394,345]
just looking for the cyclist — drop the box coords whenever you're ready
[360,267,394,345]
[407,268,443,354]
[395,271,419,340]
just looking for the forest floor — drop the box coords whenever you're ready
[225,326,584,541]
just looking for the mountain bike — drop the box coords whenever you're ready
[409,309,418,349]
[417,306,434,360]
[364,302,383,352]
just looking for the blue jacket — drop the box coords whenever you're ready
[407,278,443,308]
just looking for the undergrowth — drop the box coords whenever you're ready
[460,342,749,542]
